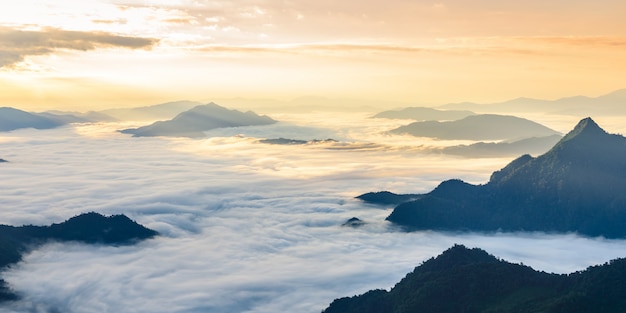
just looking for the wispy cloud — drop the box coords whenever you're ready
[0,27,158,68]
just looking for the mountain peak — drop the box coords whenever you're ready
[558,117,606,144]
[419,245,499,272]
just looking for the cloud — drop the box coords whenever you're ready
[0,27,158,68]
[1,116,626,312]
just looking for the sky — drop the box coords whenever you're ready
[1,0,626,111]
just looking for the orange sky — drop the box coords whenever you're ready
[1,0,625,111]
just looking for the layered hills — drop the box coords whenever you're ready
[101,100,201,121]
[439,134,562,157]
[0,212,158,301]
[120,103,276,138]
[0,107,65,132]
[438,88,626,115]
[379,117,626,238]
[0,107,115,132]
[373,107,475,121]
[390,114,559,140]
[323,244,626,313]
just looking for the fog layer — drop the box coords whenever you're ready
[1,113,625,313]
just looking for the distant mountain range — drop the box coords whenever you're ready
[439,88,626,115]
[390,114,560,140]
[0,107,116,132]
[365,117,626,238]
[100,100,202,121]
[120,103,277,138]
[0,212,157,301]
[323,244,626,313]
[439,134,562,158]
[372,107,475,121]
[0,107,65,132]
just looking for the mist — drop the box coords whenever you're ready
[1,113,625,313]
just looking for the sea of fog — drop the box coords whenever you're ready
[1,113,626,313]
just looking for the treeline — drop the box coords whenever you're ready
[323,245,626,313]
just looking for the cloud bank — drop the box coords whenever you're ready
[0,27,158,68]
[1,115,626,312]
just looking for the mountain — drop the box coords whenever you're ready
[259,138,309,145]
[372,107,475,120]
[356,191,422,205]
[101,100,202,121]
[385,117,626,238]
[120,103,277,138]
[390,114,559,140]
[438,88,626,115]
[40,110,117,123]
[0,107,112,132]
[439,134,562,158]
[322,244,626,313]
[0,107,64,132]
[0,212,158,301]
[342,217,366,227]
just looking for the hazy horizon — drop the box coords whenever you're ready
[1,1,626,111]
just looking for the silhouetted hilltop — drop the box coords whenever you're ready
[260,138,308,145]
[323,244,626,313]
[373,107,475,120]
[356,191,421,205]
[385,117,626,238]
[0,212,157,301]
[390,114,559,140]
[342,217,366,227]
[0,107,64,132]
[120,103,277,138]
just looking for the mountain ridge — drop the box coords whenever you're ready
[322,244,626,313]
[438,88,626,115]
[379,117,626,238]
[0,212,158,301]
[390,114,559,140]
[120,103,277,138]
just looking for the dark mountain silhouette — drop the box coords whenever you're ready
[322,244,626,313]
[260,138,308,145]
[438,88,626,115]
[101,100,202,121]
[120,103,277,138]
[0,158,6,163]
[0,107,64,132]
[385,117,626,238]
[439,134,562,157]
[372,107,475,120]
[390,114,559,140]
[342,217,366,227]
[0,212,158,301]
[356,191,421,206]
